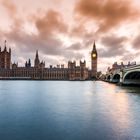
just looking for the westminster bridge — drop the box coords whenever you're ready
[106,64,140,85]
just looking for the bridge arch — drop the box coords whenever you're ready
[123,70,140,85]
[107,75,111,81]
[112,74,120,83]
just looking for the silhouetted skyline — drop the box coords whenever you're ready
[0,0,140,71]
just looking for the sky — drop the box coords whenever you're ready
[0,0,140,72]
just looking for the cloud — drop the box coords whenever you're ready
[35,9,68,38]
[66,42,82,50]
[1,0,139,70]
[99,35,129,58]
[75,0,139,33]
[70,24,88,38]
[120,52,138,62]
[0,6,85,66]
[0,8,68,54]
[101,35,127,47]
[2,0,17,18]
[1,0,23,32]
[132,33,140,49]
[52,0,64,4]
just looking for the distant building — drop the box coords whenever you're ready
[0,40,11,69]
[34,50,45,69]
[68,60,89,80]
[0,41,98,80]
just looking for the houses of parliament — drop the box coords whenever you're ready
[0,41,98,80]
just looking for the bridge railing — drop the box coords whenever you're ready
[123,64,140,71]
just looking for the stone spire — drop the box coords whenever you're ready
[4,40,7,52]
[28,59,31,67]
[36,50,39,59]
[93,41,96,51]
[34,50,40,68]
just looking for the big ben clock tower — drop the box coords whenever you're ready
[91,41,98,79]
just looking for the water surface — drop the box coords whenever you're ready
[0,81,140,140]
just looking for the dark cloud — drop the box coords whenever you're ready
[35,10,68,38]
[75,0,138,33]
[99,35,129,58]
[66,42,82,50]
[132,33,140,49]
[101,35,127,47]
[70,24,88,38]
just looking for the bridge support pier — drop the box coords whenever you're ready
[118,71,123,85]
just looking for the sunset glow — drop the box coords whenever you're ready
[0,0,140,71]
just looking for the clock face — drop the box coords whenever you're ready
[92,53,96,58]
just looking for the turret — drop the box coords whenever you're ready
[28,59,31,67]
[4,40,7,52]
[9,48,11,54]
[12,62,18,69]
[80,60,86,69]
[34,50,40,68]
[61,64,64,68]
[0,40,11,69]
[68,61,76,69]
[36,50,39,58]
[25,61,28,67]
[68,61,70,68]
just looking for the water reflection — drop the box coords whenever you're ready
[0,81,140,140]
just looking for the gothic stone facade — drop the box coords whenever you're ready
[0,63,89,80]
[0,41,97,80]
[0,41,11,69]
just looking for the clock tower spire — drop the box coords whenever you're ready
[91,41,98,79]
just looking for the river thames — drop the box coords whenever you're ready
[0,81,140,140]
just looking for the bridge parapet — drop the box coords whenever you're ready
[123,64,140,71]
